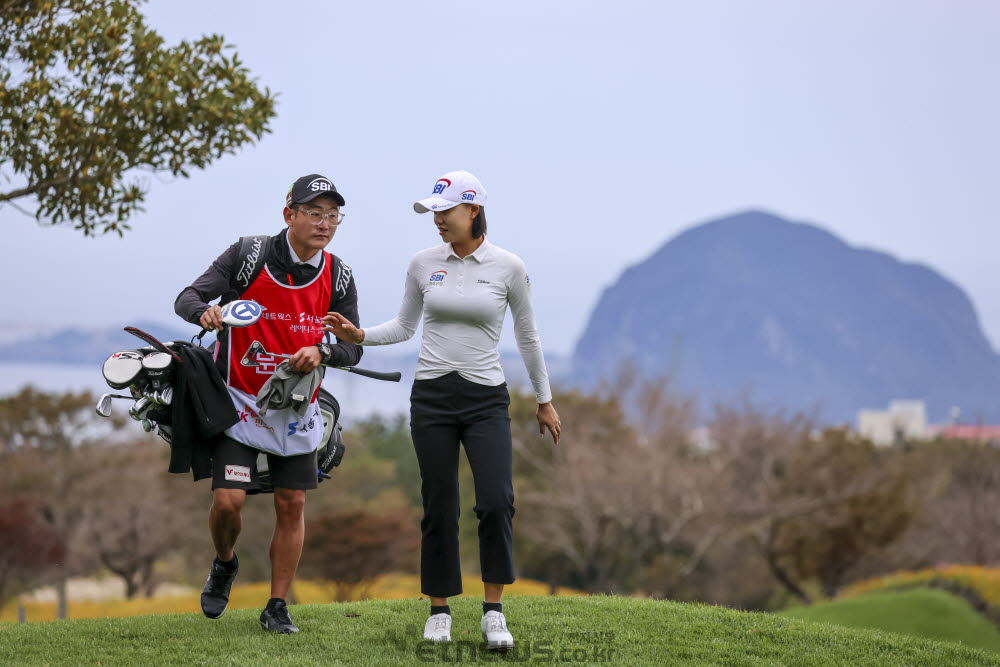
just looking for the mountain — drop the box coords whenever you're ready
[571,210,1000,423]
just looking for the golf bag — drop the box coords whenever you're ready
[97,326,347,493]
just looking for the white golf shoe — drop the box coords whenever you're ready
[423,613,452,643]
[481,610,514,650]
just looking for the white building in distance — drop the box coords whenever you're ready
[857,400,928,446]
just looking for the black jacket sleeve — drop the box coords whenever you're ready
[174,241,240,325]
[325,261,363,367]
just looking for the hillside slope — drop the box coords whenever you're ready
[1,595,997,666]
[781,587,1000,654]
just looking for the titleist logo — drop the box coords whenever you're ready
[335,262,352,295]
[236,238,263,287]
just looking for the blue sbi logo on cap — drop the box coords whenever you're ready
[432,178,451,195]
[461,189,476,202]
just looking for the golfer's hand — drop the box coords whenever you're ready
[323,312,364,344]
[199,305,224,331]
[537,402,561,445]
[289,346,321,373]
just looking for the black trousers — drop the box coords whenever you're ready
[409,371,516,598]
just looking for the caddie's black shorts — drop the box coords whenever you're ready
[211,435,318,494]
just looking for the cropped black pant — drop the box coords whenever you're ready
[409,371,516,598]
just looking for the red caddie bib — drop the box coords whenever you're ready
[223,254,331,456]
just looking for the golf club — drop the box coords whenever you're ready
[240,339,402,382]
[96,393,133,418]
[129,396,156,421]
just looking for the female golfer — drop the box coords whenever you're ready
[323,170,560,649]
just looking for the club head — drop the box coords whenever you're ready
[158,387,173,406]
[149,389,171,406]
[129,397,153,421]
[240,340,267,367]
[96,394,113,418]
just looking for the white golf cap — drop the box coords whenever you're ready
[414,170,488,214]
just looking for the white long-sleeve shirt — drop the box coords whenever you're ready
[362,239,553,403]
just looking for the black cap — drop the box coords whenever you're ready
[286,174,346,207]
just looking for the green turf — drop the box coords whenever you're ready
[780,587,1000,655]
[2,595,998,666]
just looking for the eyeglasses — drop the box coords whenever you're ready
[294,206,345,226]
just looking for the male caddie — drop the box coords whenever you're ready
[174,174,362,633]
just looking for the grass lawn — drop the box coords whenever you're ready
[2,594,999,666]
[780,586,1000,655]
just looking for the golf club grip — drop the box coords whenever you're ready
[337,366,402,382]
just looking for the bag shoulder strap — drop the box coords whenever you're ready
[328,252,352,301]
[227,235,271,302]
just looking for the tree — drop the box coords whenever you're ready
[0,498,65,611]
[895,440,1000,568]
[81,443,188,598]
[0,387,123,451]
[346,414,423,509]
[709,407,915,603]
[300,510,419,602]
[511,377,711,597]
[0,389,117,617]
[0,0,276,235]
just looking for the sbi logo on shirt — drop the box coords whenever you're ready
[429,270,447,286]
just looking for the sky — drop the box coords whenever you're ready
[2,0,998,357]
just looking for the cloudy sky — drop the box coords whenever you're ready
[3,0,998,357]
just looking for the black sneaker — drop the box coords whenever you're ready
[260,598,299,634]
[200,553,238,619]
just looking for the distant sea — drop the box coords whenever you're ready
[0,354,561,425]
[0,362,110,396]
[0,362,414,424]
